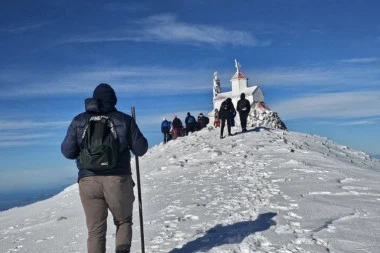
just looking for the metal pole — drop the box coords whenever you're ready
[131,106,145,253]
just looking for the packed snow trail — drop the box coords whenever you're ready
[1,127,380,253]
[138,127,380,253]
[141,129,279,252]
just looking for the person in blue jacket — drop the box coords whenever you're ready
[61,83,148,253]
[185,112,197,135]
[161,117,171,143]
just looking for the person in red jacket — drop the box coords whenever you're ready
[172,115,184,139]
[213,109,220,127]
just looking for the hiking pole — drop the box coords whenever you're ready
[131,106,145,253]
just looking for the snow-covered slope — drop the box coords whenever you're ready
[1,127,380,253]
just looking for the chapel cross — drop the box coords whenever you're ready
[234,59,241,73]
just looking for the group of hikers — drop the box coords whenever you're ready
[161,112,210,143]
[161,93,251,143]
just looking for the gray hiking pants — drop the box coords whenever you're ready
[79,175,135,253]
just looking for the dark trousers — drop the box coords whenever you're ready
[220,117,231,136]
[185,123,196,135]
[163,131,170,143]
[239,111,249,130]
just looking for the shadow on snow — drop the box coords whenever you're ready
[168,212,277,253]
[232,126,273,136]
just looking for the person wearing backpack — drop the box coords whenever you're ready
[237,93,251,132]
[185,112,197,135]
[61,83,148,253]
[219,97,236,138]
[198,113,209,130]
[161,117,171,144]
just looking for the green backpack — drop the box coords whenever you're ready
[78,113,120,170]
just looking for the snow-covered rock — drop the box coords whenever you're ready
[248,102,287,130]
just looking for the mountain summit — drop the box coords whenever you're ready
[1,128,379,252]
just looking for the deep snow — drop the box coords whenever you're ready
[1,127,380,253]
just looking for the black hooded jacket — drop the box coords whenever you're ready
[61,83,148,181]
[219,98,236,119]
[237,93,251,114]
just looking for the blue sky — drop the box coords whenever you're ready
[0,0,379,192]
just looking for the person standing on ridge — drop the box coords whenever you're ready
[219,97,236,138]
[185,112,197,135]
[237,93,251,132]
[172,115,184,139]
[61,83,148,253]
[198,113,209,130]
[214,108,220,127]
[161,117,171,144]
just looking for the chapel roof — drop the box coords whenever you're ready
[231,71,248,79]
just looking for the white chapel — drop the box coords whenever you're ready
[208,59,266,126]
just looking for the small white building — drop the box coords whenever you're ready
[209,60,265,127]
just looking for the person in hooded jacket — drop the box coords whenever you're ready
[61,83,148,253]
[219,97,236,138]
[237,93,251,132]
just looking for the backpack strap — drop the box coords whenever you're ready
[81,112,118,147]
[103,111,118,139]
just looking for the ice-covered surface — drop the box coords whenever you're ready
[1,127,380,253]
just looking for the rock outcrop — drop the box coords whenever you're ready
[247,102,287,130]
